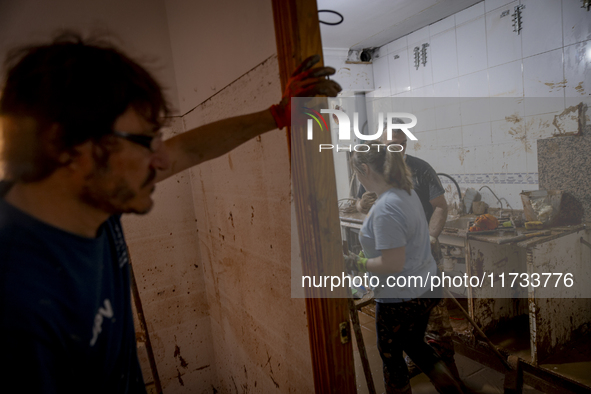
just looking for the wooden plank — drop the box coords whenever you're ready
[454,339,591,394]
[271,1,356,393]
[129,259,162,394]
[348,297,376,394]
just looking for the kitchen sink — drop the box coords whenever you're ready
[440,216,475,247]
[444,216,475,230]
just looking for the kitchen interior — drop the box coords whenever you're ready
[323,0,591,392]
[1,0,590,392]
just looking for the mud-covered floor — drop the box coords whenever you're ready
[355,296,591,392]
[539,332,591,388]
[352,306,544,394]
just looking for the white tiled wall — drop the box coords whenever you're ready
[486,1,522,68]
[365,0,591,210]
[389,48,411,95]
[456,15,488,76]
[324,49,374,94]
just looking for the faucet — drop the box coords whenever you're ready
[478,186,503,217]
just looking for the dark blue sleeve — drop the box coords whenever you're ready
[423,163,445,201]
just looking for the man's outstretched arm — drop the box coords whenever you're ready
[155,55,341,183]
[156,109,276,182]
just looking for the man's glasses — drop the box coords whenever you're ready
[112,130,162,152]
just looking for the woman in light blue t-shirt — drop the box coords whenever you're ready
[345,144,463,394]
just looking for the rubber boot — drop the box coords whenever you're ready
[423,360,465,394]
[445,358,461,381]
[404,355,421,379]
[386,382,412,394]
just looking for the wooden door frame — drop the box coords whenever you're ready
[271,1,356,392]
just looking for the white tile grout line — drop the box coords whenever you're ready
[439,172,538,184]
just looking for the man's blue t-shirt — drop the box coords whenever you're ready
[0,195,145,393]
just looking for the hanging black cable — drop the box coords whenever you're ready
[318,10,344,26]
[437,173,462,202]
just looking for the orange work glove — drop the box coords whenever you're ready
[270,55,341,129]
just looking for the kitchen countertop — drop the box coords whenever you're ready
[342,211,587,247]
[339,211,366,229]
[451,224,586,247]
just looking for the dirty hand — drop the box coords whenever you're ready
[343,252,368,273]
[270,54,342,129]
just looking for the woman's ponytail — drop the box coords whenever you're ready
[383,147,413,195]
[351,143,413,195]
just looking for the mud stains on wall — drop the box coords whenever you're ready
[185,55,314,393]
[125,117,216,391]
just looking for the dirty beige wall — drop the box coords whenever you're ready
[0,0,180,114]
[124,117,215,391]
[163,0,278,115]
[163,0,314,392]
[183,56,314,393]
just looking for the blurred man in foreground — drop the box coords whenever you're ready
[0,32,340,393]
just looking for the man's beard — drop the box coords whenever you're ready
[141,167,157,188]
[80,167,156,215]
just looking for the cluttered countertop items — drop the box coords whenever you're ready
[340,187,585,246]
[443,215,584,247]
[442,188,585,246]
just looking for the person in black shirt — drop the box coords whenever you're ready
[385,129,460,381]
[357,128,448,244]
[387,130,448,242]
[0,32,340,393]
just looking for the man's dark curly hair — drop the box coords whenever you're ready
[0,31,170,182]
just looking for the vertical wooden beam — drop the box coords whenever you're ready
[129,260,162,393]
[271,1,356,393]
